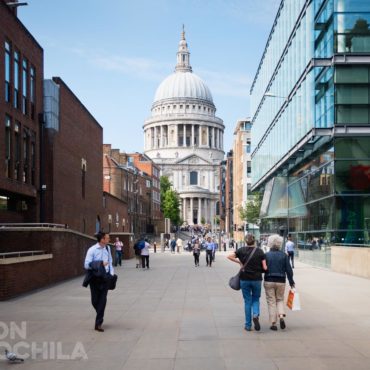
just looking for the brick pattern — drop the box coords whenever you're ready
[0,229,95,300]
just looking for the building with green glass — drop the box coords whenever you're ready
[250,0,370,271]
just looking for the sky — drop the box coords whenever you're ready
[18,0,281,153]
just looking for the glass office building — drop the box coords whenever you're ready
[251,0,370,267]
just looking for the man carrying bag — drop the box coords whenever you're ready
[84,231,115,332]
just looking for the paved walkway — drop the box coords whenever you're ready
[1,250,370,370]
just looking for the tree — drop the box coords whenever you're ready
[162,189,181,226]
[239,192,263,226]
[160,176,172,211]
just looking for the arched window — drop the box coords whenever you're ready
[190,171,198,185]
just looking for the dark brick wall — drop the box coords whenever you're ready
[43,77,103,235]
[0,228,95,300]
[0,0,43,222]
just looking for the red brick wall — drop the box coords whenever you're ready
[43,77,103,236]
[0,228,95,300]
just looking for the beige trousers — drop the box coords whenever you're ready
[264,281,286,324]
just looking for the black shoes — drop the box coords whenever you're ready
[253,317,261,331]
[280,318,286,330]
[270,325,278,331]
[95,325,104,332]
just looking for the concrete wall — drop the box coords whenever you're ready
[331,246,370,279]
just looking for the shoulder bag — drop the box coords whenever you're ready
[229,247,257,291]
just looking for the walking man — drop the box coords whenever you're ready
[205,237,215,267]
[84,231,114,332]
[285,235,295,268]
[141,238,150,269]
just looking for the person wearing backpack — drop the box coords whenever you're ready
[134,239,143,268]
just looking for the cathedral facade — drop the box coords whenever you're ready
[144,29,224,227]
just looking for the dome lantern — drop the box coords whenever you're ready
[175,25,192,73]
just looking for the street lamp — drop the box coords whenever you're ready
[264,92,289,101]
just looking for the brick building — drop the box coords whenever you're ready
[103,145,153,237]
[126,152,162,231]
[0,0,43,223]
[42,77,103,235]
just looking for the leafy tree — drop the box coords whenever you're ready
[239,192,263,226]
[162,189,181,225]
[160,176,172,211]
[200,217,206,225]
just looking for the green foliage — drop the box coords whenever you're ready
[200,216,206,225]
[239,192,263,225]
[162,189,181,225]
[160,176,172,211]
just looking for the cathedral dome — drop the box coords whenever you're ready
[153,72,213,104]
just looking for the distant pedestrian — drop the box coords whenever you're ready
[227,234,267,332]
[114,237,123,266]
[193,239,200,266]
[134,239,142,268]
[285,235,295,268]
[264,234,295,331]
[84,231,114,332]
[170,238,176,253]
[205,237,215,267]
[176,238,183,253]
[141,238,150,269]
[153,241,157,253]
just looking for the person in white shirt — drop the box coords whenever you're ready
[285,235,295,268]
[141,238,150,269]
[84,231,114,332]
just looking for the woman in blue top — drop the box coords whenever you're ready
[264,234,295,331]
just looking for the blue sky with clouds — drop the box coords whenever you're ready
[18,0,281,152]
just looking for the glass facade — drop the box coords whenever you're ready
[251,0,370,268]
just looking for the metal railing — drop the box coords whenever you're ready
[0,223,67,228]
[0,250,47,259]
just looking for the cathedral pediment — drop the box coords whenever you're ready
[175,154,212,165]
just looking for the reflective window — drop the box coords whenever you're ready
[5,41,11,102]
[14,51,20,108]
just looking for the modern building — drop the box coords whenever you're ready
[0,0,43,223]
[143,29,224,228]
[232,119,252,242]
[250,0,370,269]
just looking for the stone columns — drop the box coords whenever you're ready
[212,127,215,148]
[154,127,157,149]
[198,198,202,223]
[192,124,195,146]
[160,125,164,148]
[207,126,209,147]
[190,198,194,224]
[183,124,186,147]
[183,198,187,222]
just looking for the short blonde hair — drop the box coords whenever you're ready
[267,234,283,250]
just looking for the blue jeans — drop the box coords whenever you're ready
[240,279,262,329]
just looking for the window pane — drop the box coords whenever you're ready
[336,85,369,104]
[336,105,369,124]
[335,66,369,83]
[335,137,370,158]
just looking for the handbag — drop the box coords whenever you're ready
[228,247,257,291]
[107,274,118,290]
[286,289,301,311]
[106,246,118,290]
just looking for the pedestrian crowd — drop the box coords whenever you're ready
[83,230,296,333]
